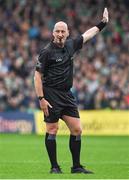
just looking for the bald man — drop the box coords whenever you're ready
[34,8,109,174]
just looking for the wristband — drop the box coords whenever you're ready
[38,96,45,101]
[96,21,106,31]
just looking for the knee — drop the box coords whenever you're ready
[71,127,82,136]
[46,124,58,134]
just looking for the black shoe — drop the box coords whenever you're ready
[71,165,94,174]
[50,166,63,174]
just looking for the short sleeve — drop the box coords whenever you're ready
[35,49,48,74]
[73,35,83,52]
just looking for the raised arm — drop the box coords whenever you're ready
[82,8,109,43]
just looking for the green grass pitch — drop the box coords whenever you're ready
[0,134,129,179]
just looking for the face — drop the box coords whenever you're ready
[53,22,69,47]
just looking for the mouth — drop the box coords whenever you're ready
[58,37,63,42]
[55,38,64,47]
[57,38,64,45]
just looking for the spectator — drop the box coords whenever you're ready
[0,0,129,111]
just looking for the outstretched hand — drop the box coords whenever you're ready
[102,8,109,23]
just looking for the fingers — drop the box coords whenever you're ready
[103,7,108,13]
[41,102,52,116]
[103,7,109,23]
[44,103,52,116]
[104,7,108,13]
[103,8,108,17]
[43,107,49,117]
[39,99,53,116]
[48,102,52,108]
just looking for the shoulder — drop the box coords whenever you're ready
[66,35,83,46]
[39,42,51,55]
[72,35,83,43]
[66,38,73,45]
[65,38,74,50]
[65,35,83,52]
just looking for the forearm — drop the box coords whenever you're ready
[82,26,99,43]
[82,7,108,44]
[34,71,44,97]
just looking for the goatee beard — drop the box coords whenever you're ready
[57,39,64,47]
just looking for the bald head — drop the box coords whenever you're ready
[53,21,69,47]
[53,21,68,32]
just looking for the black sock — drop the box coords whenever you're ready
[69,134,81,168]
[45,133,59,168]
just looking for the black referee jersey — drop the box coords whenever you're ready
[36,35,83,91]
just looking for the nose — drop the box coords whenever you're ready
[58,32,63,38]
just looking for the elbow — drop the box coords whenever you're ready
[34,76,36,83]
[34,71,37,82]
[34,70,42,82]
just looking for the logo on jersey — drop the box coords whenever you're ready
[56,58,63,62]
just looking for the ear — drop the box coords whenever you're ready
[67,30,69,37]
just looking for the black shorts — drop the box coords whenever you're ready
[43,87,80,123]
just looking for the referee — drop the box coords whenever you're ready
[34,8,109,174]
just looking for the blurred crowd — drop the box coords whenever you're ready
[0,0,129,112]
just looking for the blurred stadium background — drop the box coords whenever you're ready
[0,0,129,179]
